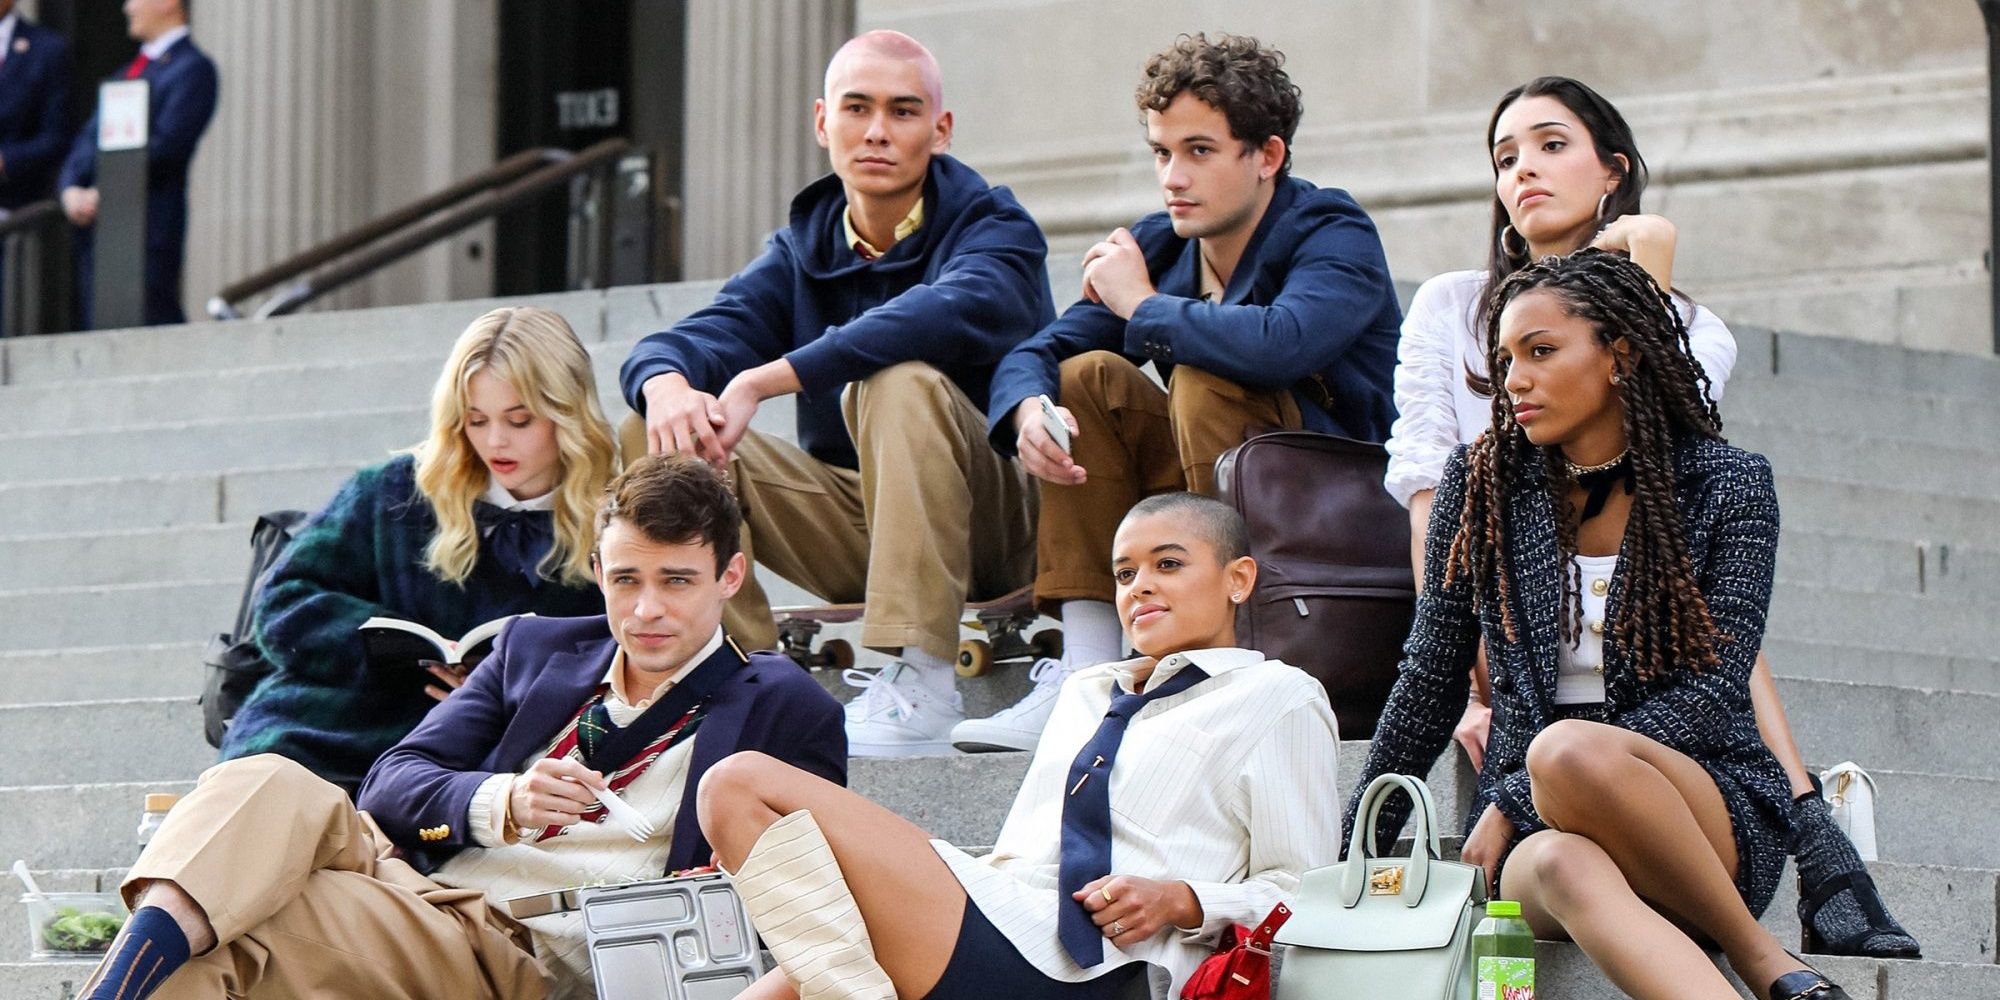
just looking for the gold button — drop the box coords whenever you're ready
[1588,621,1604,636]
[1592,665,1604,675]
[1590,579,1608,597]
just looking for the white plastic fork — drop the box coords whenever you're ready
[590,784,656,842]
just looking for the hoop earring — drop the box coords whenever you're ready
[1596,192,1613,226]
[1497,224,1528,260]
[1230,592,1243,604]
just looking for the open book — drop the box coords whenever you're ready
[359,613,533,674]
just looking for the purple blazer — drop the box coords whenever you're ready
[357,614,846,874]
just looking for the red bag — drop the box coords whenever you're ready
[1180,903,1291,1000]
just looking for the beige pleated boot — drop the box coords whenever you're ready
[730,809,898,1000]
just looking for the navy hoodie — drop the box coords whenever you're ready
[620,154,1054,469]
[987,176,1400,450]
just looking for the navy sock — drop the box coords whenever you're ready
[84,906,190,1000]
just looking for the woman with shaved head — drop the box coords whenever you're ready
[698,494,1340,1000]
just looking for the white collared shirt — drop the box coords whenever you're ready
[932,647,1341,999]
[0,13,19,60]
[482,479,556,512]
[139,25,189,61]
[438,626,725,997]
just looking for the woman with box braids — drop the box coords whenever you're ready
[1384,75,1918,963]
[1447,248,1723,684]
[1351,249,1863,1000]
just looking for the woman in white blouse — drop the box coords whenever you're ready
[697,493,1340,1000]
[1384,75,1918,959]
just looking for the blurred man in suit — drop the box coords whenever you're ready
[0,0,73,334]
[60,0,217,328]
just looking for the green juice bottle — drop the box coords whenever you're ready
[1472,899,1535,1000]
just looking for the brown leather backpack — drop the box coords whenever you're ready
[1213,431,1415,739]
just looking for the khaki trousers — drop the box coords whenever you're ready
[1035,351,1303,605]
[114,755,545,1000]
[621,362,1037,661]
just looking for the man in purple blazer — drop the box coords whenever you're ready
[78,456,845,1000]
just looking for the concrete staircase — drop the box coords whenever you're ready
[2,282,1998,998]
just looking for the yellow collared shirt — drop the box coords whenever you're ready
[844,197,925,259]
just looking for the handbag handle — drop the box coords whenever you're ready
[1340,773,1439,909]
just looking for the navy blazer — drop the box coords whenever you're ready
[1348,435,1793,851]
[357,615,847,874]
[987,176,1401,449]
[0,17,73,209]
[60,34,218,326]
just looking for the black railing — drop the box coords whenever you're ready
[0,199,70,338]
[210,138,635,321]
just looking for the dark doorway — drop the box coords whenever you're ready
[35,0,141,128]
[495,0,684,297]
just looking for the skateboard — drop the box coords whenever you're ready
[772,584,1063,677]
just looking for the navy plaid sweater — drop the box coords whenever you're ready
[218,455,601,793]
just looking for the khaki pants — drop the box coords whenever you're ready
[1035,351,1303,605]
[110,755,545,1000]
[621,362,1037,661]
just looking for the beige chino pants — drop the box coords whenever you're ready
[111,755,545,1000]
[1033,351,1303,607]
[622,362,1037,661]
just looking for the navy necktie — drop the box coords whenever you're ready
[474,503,555,587]
[1057,662,1211,967]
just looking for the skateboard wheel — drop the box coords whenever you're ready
[819,639,855,671]
[956,638,993,677]
[1029,628,1064,661]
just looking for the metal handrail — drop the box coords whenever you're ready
[0,199,62,241]
[210,138,632,321]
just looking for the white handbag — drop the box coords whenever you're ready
[1273,774,1486,1000]
[1819,761,1878,861]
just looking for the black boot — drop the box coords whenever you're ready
[1792,780,1921,958]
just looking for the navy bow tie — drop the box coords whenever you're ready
[474,502,555,587]
[1056,662,1211,967]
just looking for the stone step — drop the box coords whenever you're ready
[0,464,351,536]
[1726,377,2000,451]
[1776,531,2000,604]
[0,281,720,386]
[1746,428,2000,503]
[0,581,237,653]
[0,645,202,705]
[1762,638,2000,696]
[0,347,640,437]
[1766,582,2000,665]
[0,524,243,592]
[0,407,423,484]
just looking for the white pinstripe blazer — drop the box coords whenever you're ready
[933,647,1342,998]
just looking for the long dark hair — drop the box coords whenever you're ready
[1472,77,1650,391]
[1444,249,1723,683]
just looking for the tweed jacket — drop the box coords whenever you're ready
[1348,434,1792,851]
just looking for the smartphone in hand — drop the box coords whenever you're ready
[1037,394,1071,455]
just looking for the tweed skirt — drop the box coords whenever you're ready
[1492,702,1790,917]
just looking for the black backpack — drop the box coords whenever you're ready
[199,510,310,747]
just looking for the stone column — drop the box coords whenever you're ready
[679,0,855,280]
[184,0,498,320]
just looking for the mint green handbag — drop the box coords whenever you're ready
[1272,774,1487,1000]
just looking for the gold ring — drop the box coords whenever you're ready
[1100,887,1116,904]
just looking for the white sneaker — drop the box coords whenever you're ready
[842,662,965,757]
[950,658,1071,753]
